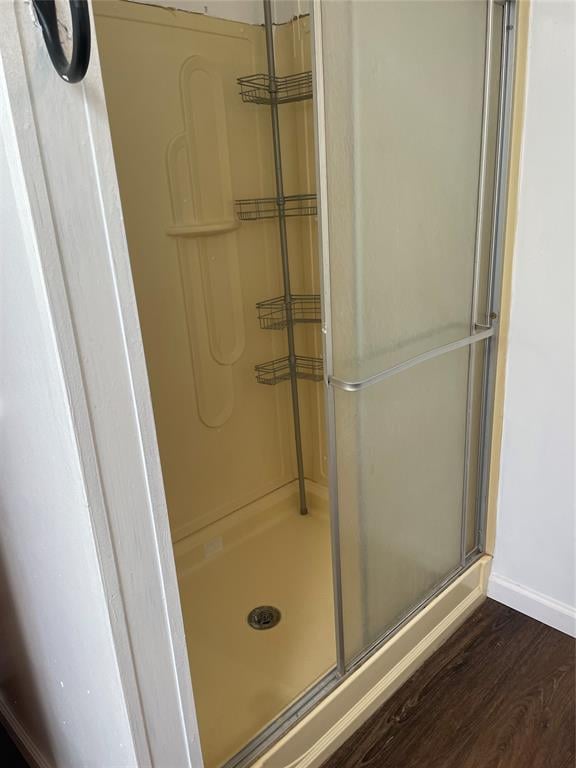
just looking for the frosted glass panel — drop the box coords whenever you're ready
[335,348,471,663]
[321,0,489,381]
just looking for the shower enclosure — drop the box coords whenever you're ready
[93,0,517,765]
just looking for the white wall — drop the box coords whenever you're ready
[1,2,203,763]
[489,0,575,636]
[0,83,137,768]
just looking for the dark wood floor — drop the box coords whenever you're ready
[323,599,575,768]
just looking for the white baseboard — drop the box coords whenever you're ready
[257,557,490,768]
[0,696,52,768]
[488,572,576,637]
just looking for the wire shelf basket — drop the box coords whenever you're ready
[235,193,317,221]
[256,295,321,330]
[255,356,323,386]
[238,72,313,105]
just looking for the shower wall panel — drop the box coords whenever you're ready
[95,1,326,541]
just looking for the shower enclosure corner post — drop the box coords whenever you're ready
[309,0,347,675]
[476,0,518,551]
[262,0,308,514]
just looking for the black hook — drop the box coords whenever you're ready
[32,0,91,84]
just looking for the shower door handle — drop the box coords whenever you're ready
[329,327,496,393]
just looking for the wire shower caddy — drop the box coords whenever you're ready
[238,71,313,105]
[235,193,317,221]
[255,356,323,386]
[234,0,322,515]
[256,295,321,330]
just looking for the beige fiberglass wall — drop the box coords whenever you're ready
[320,0,503,663]
[94,1,326,542]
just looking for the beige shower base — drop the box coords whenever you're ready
[174,482,335,768]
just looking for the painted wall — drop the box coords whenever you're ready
[489,0,575,637]
[0,94,136,768]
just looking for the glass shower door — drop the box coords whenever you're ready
[314,0,510,666]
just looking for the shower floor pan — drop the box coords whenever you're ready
[174,481,335,768]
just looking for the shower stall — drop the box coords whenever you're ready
[93,0,516,765]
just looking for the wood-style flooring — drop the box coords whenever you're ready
[322,599,575,768]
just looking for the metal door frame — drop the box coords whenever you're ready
[315,0,518,673]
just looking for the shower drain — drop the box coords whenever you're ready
[247,605,281,630]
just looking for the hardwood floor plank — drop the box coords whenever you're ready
[322,600,575,768]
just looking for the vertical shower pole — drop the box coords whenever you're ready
[263,0,308,514]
